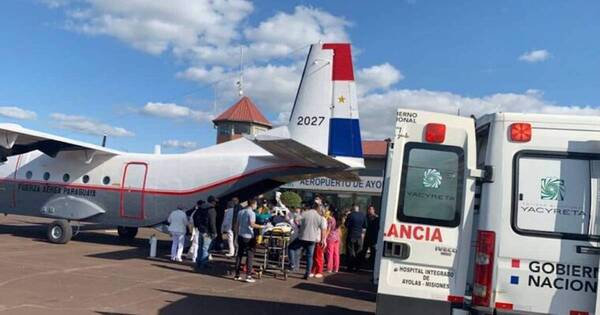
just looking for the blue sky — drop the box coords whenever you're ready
[1,0,599,152]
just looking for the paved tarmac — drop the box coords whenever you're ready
[0,215,376,315]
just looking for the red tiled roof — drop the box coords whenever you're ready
[213,96,272,127]
[362,140,388,158]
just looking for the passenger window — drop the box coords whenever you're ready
[82,175,90,184]
[102,176,110,185]
[26,171,33,179]
[63,174,70,182]
[43,172,50,181]
[397,143,464,227]
[515,155,593,237]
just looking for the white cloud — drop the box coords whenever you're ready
[519,49,550,63]
[244,6,351,61]
[50,3,355,122]
[176,66,228,83]
[0,106,37,120]
[50,113,134,137]
[161,139,197,150]
[58,0,253,57]
[40,0,71,8]
[358,89,600,139]
[356,63,404,95]
[140,102,214,122]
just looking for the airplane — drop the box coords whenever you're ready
[0,43,365,244]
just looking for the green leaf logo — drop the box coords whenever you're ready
[423,168,442,189]
[540,177,565,201]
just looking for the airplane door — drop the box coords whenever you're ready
[120,162,148,220]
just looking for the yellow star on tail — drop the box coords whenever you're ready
[337,96,346,104]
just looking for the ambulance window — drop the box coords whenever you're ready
[514,154,594,238]
[398,143,464,227]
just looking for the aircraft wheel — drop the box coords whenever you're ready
[47,220,72,244]
[117,226,138,240]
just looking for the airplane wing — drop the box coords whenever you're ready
[0,123,120,162]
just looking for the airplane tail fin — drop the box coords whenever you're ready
[286,43,364,169]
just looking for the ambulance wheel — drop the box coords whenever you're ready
[117,226,138,240]
[47,220,72,244]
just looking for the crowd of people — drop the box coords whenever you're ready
[166,193,380,283]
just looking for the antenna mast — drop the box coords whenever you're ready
[237,46,244,97]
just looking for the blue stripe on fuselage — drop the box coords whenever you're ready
[328,118,363,158]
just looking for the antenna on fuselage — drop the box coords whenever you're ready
[101,135,107,147]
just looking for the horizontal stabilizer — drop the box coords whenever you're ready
[0,123,119,161]
[251,134,348,169]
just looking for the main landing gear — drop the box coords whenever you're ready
[117,226,138,241]
[46,221,139,244]
[47,219,72,244]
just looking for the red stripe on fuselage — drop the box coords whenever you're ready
[322,43,354,81]
[3,164,299,196]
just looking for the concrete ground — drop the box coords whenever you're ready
[0,215,376,315]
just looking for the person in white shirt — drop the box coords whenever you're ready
[185,200,204,261]
[168,206,189,262]
[221,200,235,257]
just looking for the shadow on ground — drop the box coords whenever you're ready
[0,222,48,241]
[293,282,375,302]
[324,272,376,292]
[157,289,374,315]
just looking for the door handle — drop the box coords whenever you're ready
[519,193,523,201]
[577,246,600,255]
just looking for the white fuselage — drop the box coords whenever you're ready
[0,137,300,227]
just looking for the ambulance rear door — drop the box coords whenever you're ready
[376,109,479,314]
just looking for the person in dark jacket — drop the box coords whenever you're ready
[361,205,380,269]
[230,197,242,254]
[345,204,367,272]
[194,195,218,270]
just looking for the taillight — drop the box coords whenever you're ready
[495,302,513,310]
[510,123,531,142]
[425,123,446,143]
[447,295,464,305]
[472,230,496,307]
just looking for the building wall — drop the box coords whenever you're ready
[279,156,386,214]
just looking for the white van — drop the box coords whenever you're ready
[376,109,600,315]
[471,112,600,315]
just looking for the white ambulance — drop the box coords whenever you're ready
[376,108,600,315]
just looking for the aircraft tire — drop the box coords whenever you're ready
[117,226,138,240]
[47,220,72,244]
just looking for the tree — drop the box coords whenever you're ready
[280,191,302,209]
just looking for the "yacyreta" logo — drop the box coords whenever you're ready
[423,169,442,189]
[540,177,565,201]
